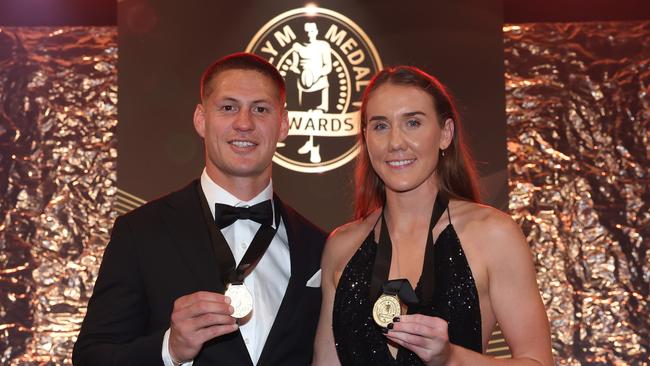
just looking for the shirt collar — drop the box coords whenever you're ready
[200,168,275,221]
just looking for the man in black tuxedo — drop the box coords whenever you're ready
[73,53,327,366]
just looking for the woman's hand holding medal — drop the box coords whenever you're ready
[168,291,239,364]
[384,314,452,366]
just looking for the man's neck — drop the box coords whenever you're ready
[204,166,271,201]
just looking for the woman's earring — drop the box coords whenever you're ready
[441,149,446,157]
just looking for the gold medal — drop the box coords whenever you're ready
[372,293,401,328]
[224,283,253,319]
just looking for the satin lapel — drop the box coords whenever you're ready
[256,196,310,365]
[160,181,250,364]
[159,180,225,293]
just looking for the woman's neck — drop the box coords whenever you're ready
[383,179,440,233]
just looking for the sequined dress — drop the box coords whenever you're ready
[332,209,482,365]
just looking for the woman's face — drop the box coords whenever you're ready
[364,83,453,194]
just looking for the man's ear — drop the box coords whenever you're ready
[193,103,206,138]
[440,118,454,150]
[278,108,289,142]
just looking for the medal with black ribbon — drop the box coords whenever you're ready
[373,279,419,328]
[197,184,281,319]
[370,192,449,328]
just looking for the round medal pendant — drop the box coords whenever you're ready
[225,283,253,319]
[372,294,401,328]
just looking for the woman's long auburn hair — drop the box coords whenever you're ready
[354,66,481,219]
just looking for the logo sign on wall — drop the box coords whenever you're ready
[247,7,383,173]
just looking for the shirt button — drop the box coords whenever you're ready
[240,242,247,250]
[244,337,250,344]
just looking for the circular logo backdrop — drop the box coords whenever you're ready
[247,7,383,173]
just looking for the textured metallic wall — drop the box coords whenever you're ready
[0,27,117,365]
[505,22,649,365]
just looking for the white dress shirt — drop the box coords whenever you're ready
[162,170,290,365]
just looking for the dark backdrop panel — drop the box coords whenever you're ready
[118,0,506,230]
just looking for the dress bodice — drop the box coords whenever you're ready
[332,211,482,365]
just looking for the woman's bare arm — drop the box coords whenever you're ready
[386,208,553,366]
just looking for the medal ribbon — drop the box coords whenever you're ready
[197,184,281,287]
[369,192,449,308]
[381,279,418,306]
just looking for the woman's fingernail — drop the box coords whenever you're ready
[387,323,394,330]
[381,327,389,334]
[393,316,400,322]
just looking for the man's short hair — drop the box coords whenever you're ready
[200,52,286,103]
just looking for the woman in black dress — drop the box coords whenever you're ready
[313,66,553,365]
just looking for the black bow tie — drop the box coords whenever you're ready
[214,200,273,229]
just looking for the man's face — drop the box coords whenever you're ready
[194,69,288,181]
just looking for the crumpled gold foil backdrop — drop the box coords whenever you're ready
[0,20,647,366]
[0,27,117,365]
[504,22,649,365]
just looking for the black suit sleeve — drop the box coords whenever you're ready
[73,216,165,366]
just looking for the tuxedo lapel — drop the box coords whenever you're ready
[158,187,319,365]
[256,196,314,365]
[159,180,225,293]
[160,182,252,364]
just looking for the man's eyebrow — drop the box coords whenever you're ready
[218,97,274,104]
[217,96,239,103]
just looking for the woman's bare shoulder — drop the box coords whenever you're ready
[451,200,529,258]
[322,209,381,268]
[330,209,380,242]
[451,198,512,222]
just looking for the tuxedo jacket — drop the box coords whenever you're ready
[73,180,327,366]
